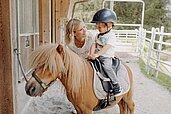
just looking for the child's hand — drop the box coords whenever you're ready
[88,54,98,60]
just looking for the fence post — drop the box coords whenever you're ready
[155,26,164,78]
[146,27,156,75]
[137,27,146,57]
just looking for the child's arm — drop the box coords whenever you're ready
[88,43,96,60]
[89,43,96,55]
[95,44,111,57]
[89,44,111,60]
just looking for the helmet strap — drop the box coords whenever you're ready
[97,29,111,38]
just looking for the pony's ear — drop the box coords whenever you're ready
[56,44,64,54]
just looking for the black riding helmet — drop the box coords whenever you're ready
[91,8,117,26]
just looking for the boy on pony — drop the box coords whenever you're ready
[88,8,122,96]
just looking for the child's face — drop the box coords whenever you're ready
[96,23,107,33]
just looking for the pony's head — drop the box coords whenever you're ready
[25,43,88,97]
[25,44,65,96]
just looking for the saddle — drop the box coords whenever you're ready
[90,57,121,111]
[91,57,121,92]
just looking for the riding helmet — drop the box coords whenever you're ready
[91,8,117,25]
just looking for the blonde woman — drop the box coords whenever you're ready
[65,18,94,59]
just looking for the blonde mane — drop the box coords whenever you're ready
[29,44,90,92]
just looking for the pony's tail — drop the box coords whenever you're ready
[118,64,135,114]
[118,99,128,114]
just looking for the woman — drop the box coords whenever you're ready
[65,18,94,58]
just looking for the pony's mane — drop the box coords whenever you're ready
[29,44,64,75]
[63,46,90,93]
[29,44,90,93]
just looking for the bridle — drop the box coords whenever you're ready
[31,70,56,90]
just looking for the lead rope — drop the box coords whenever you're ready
[14,48,28,82]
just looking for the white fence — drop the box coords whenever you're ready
[113,26,171,78]
[114,29,139,53]
[95,27,171,78]
[140,27,171,78]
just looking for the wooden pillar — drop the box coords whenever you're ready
[39,0,74,44]
[0,0,14,114]
[59,0,71,43]
[54,0,61,43]
[39,0,51,45]
[53,0,71,43]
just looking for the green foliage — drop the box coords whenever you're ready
[73,0,171,31]
[144,0,170,31]
[73,0,103,23]
[114,2,142,24]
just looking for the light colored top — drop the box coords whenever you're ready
[68,32,94,58]
[95,30,116,57]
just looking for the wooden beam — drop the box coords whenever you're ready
[39,0,51,45]
[51,0,56,43]
[39,0,75,44]
[0,0,14,114]
[52,0,71,43]
[60,0,70,17]
[54,0,61,43]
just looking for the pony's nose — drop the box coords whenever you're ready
[25,82,36,96]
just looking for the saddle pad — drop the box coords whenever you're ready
[93,63,130,99]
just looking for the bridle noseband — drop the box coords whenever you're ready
[32,71,55,90]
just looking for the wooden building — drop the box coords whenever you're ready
[0,0,89,114]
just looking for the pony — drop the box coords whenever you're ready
[25,44,135,114]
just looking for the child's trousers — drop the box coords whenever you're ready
[98,56,119,84]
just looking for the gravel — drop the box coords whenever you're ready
[21,52,171,114]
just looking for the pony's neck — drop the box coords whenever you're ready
[60,49,91,94]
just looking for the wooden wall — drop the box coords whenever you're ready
[0,0,14,114]
[0,0,81,113]
[39,0,76,44]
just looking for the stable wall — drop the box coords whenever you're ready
[0,0,81,114]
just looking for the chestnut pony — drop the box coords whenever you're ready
[25,44,134,114]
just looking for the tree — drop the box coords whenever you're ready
[73,0,171,31]
[144,0,170,31]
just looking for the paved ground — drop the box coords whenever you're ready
[19,52,171,114]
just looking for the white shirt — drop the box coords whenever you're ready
[68,32,94,58]
[95,30,116,57]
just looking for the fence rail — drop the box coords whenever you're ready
[138,26,171,78]
[101,26,171,78]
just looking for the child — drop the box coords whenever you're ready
[89,8,122,96]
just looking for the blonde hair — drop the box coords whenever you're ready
[65,18,82,45]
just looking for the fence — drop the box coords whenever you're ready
[95,26,171,78]
[89,29,140,53]
[114,29,139,53]
[139,26,171,78]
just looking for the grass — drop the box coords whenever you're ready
[139,58,171,92]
